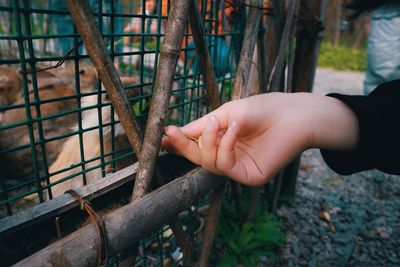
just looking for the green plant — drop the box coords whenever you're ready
[132,98,148,116]
[318,41,367,72]
[214,192,286,267]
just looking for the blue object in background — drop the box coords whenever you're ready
[189,37,229,78]
[364,4,400,94]
[50,0,123,55]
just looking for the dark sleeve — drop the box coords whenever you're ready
[320,79,400,175]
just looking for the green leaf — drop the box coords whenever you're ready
[241,255,256,267]
[132,99,147,116]
[226,237,240,255]
[243,240,266,251]
[217,252,238,267]
[242,222,253,232]
[238,231,254,249]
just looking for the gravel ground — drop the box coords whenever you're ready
[312,67,365,95]
[275,68,400,266]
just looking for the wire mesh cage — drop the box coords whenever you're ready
[0,0,240,215]
[0,0,245,265]
[0,0,327,265]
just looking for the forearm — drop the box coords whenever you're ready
[300,93,359,151]
[271,92,359,152]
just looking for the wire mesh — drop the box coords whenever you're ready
[0,0,241,265]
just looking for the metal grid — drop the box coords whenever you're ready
[0,0,239,217]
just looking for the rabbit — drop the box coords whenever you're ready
[0,66,21,107]
[26,62,98,93]
[0,84,80,182]
[0,63,98,182]
[47,75,147,198]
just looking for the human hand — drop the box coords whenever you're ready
[162,92,358,186]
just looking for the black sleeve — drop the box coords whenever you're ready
[320,79,400,175]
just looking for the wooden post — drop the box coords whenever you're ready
[231,2,263,100]
[265,0,284,86]
[14,169,225,267]
[291,0,329,93]
[257,16,269,94]
[66,0,143,155]
[197,2,263,266]
[267,0,298,92]
[132,0,191,201]
[334,0,342,46]
[189,0,221,110]
[66,1,193,262]
[281,0,330,198]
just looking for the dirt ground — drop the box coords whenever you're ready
[275,68,400,266]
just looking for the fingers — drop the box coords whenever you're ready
[163,125,201,164]
[199,115,221,174]
[161,135,181,156]
[216,121,239,172]
[180,103,231,137]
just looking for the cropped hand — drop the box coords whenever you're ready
[162,93,359,186]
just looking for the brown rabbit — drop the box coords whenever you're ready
[26,62,98,93]
[0,85,79,181]
[48,76,148,198]
[0,63,98,182]
[0,66,21,107]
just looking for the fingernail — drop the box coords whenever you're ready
[226,121,238,136]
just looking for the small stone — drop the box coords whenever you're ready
[259,256,268,263]
[291,238,300,258]
[308,255,317,267]
[312,245,321,254]
[376,227,390,239]
[170,248,183,262]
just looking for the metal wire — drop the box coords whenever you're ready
[0,0,238,264]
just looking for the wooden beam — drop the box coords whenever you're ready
[0,162,138,238]
[292,0,329,92]
[231,1,263,100]
[267,0,298,92]
[66,1,194,261]
[132,0,191,201]
[198,2,263,266]
[189,0,221,110]
[66,0,143,156]
[281,0,330,199]
[14,168,225,267]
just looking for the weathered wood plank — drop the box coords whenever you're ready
[189,0,221,110]
[66,0,143,155]
[132,0,191,201]
[0,162,138,238]
[14,168,225,267]
[231,1,263,100]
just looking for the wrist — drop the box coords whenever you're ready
[307,94,359,151]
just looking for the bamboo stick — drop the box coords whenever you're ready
[267,0,301,211]
[132,0,191,201]
[257,17,269,94]
[66,0,143,154]
[267,0,298,92]
[66,0,193,262]
[189,0,221,110]
[197,183,225,267]
[198,2,263,266]
[189,2,225,264]
[231,1,263,100]
[245,14,270,221]
[14,168,225,267]
[281,0,329,199]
